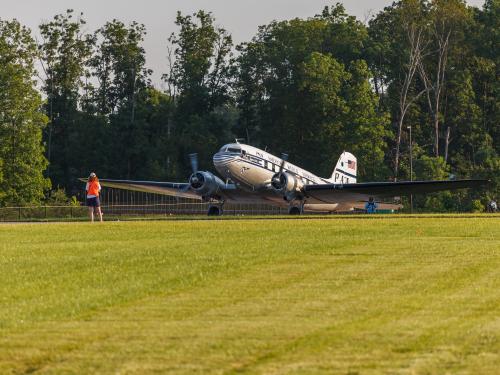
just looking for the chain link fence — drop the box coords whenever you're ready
[2,187,393,222]
[0,202,291,222]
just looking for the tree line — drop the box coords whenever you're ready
[0,1,498,211]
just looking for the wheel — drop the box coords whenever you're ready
[288,206,301,215]
[207,205,223,216]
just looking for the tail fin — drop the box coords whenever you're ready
[329,151,357,184]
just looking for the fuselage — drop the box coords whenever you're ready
[213,143,329,189]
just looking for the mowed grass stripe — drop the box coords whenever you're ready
[0,218,498,374]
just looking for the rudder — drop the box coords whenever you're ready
[330,151,357,184]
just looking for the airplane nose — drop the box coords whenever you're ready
[213,152,237,168]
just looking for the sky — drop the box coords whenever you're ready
[1,0,485,87]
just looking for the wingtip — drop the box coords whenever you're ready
[469,178,491,188]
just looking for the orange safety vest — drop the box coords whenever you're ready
[87,180,100,196]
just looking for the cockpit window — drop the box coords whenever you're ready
[227,147,242,154]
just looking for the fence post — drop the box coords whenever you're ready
[70,206,73,218]
[45,206,47,219]
[18,207,21,221]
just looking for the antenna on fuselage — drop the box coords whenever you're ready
[235,138,245,144]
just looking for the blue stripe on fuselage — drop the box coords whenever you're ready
[223,153,328,185]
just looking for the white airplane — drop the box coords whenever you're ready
[92,142,488,215]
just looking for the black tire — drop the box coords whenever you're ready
[288,206,301,215]
[207,206,222,216]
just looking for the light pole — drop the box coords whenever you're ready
[407,125,413,213]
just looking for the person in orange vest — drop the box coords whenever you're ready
[85,172,103,222]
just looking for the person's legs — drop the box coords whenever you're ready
[87,197,98,222]
[95,197,103,222]
[96,206,103,222]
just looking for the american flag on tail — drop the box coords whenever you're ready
[348,160,356,171]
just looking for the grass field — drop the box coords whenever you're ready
[0,216,499,374]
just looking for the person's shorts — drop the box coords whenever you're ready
[86,197,100,207]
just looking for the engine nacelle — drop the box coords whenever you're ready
[271,172,304,201]
[189,171,225,197]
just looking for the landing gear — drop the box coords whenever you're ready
[288,201,304,215]
[207,205,223,216]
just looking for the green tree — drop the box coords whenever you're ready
[465,0,499,202]
[342,60,392,180]
[473,0,499,152]
[236,4,389,179]
[297,52,349,172]
[89,20,153,179]
[418,0,471,158]
[0,19,50,205]
[0,159,4,202]
[367,0,497,210]
[164,10,235,175]
[413,156,456,211]
[39,9,93,189]
[367,0,430,180]
[90,20,151,116]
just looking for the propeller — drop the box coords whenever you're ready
[184,153,200,191]
[278,153,288,176]
[272,153,288,189]
[189,153,198,174]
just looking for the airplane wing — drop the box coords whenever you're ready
[79,178,201,200]
[79,178,275,204]
[304,179,489,204]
